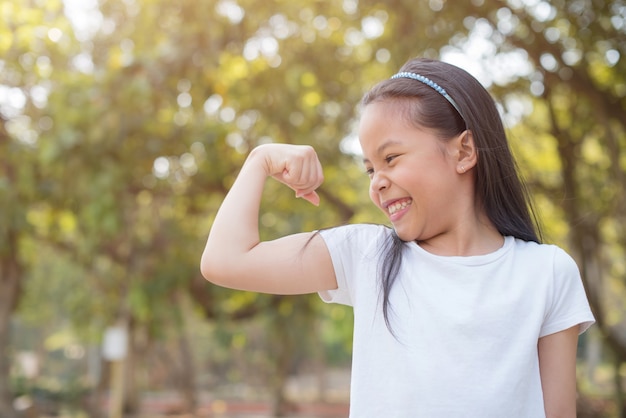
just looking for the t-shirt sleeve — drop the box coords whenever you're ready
[540,247,595,337]
[317,226,354,306]
[317,224,387,306]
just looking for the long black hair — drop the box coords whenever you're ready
[362,58,542,332]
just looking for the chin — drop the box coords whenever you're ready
[393,228,417,243]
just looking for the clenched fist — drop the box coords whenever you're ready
[250,143,324,206]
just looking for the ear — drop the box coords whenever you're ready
[453,130,477,174]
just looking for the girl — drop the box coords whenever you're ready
[201,58,594,417]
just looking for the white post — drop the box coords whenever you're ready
[102,325,128,418]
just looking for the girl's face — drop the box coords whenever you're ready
[359,100,465,243]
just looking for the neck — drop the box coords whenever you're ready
[417,210,504,257]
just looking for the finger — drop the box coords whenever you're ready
[283,159,322,191]
[294,166,323,196]
[305,156,322,187]
[298,191,320,206]
[291,156,315,186]
[273,147,323,201]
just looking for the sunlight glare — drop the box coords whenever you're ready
[215,0,245,24]
[62,0,103,41]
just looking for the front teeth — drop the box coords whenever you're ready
[388,199,411,215]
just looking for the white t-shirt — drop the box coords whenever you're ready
[319,224,594,418]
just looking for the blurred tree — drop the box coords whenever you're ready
[0,1,80,415]
[5,0,378,414]
[0,116,26,418]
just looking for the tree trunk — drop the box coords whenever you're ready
[547,93,626,364]
[270,348,292,418]
[177,333,197,413]
[0,232,22,418]
[123,320,140,415]
[173,292,197,413]
[614,359,626,418]
[269,310,297,418]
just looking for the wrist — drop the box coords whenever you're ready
[246,145,273,177]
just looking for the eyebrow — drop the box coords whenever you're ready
[362,139,402,164]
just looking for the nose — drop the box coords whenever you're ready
[370,170,390,192]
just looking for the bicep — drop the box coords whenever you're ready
[538,325,579,418]
[202,231,337,295]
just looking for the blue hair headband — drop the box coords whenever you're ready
[391,71,464,119]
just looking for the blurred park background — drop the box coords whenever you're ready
[1,0,625,416]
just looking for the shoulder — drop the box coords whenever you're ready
[510,238,583,295]
[317,224,391,304]
[319,223,392,243]
[318,223,393,257]
[511,238,577,268]
[515,241,594,336]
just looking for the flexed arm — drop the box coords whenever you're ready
[200,144,338,294]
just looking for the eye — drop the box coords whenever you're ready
[385,154,399,164]
[365,167,374,177]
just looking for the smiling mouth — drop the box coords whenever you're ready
[387,198,412,215]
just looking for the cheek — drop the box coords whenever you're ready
[368,185,378,206]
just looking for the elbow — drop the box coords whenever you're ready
[199,262,213,284]
[200,251,225,286]
[200,249,241,289]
